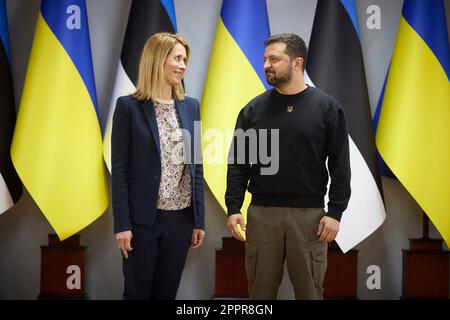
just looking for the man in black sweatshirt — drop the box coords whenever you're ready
[225,33,351,300]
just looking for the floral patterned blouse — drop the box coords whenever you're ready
[153,99,192,210]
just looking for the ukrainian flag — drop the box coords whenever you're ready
[11,0,108,240]
[376,0,450,245]
[201,0,270,223]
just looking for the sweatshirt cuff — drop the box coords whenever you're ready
[326,206,343,222]
[227,207,242,217]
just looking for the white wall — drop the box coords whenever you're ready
[1,0,449,299]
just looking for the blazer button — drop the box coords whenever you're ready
[154,176,159,179]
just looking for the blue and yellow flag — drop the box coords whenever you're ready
[201,0,270,222]
[376,0,450,245]
[11,0,108,240]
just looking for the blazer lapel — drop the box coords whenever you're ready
[175,99,189,131]
[141,100,160,155]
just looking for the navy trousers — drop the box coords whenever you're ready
[122,207,194,300]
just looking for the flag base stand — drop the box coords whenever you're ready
[401,213,449,299]
[213,237,358,299]
[38,234,87,299]
[214,237,249,299]
[323,241,358,299]
[401,238,449,299]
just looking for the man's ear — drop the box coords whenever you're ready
[294,57,304,71]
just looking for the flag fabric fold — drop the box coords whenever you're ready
[307,0,386,252]
[201,0,270,220]
[11,0,108,240]
[376,0,450,245]
[0,0,22,215]
[103,0,177,172]
[373,73,396,179]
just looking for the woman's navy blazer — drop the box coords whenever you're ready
[111,95,205,234]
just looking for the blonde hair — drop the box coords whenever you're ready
[133,32,190,101]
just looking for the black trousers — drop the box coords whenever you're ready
[122,207,194,300]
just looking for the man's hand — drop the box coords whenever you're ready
[116,230,133,259]
[317,216,339,243]
[227,213,246,241]
[191,228,205,248]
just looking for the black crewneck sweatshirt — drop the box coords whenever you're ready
[225,86,351,221]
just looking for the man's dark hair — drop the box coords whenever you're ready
[264,33,308,70]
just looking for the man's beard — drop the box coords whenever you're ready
[265,66,293,87]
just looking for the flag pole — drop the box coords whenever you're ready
[422,211,429,240]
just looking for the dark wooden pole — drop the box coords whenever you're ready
[422,211,429,239]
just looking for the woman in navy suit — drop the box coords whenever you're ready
[111,33,205,300]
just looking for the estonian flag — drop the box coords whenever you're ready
[0,0,22,215]
[103,0,177,172]
[307,0,386,252]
